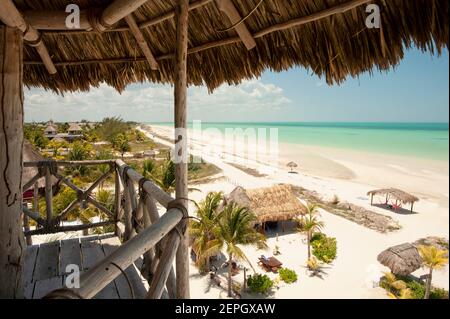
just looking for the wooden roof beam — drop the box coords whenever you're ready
[215,0,256,50]
[124,14,158,70]
[0,0,57,74]
[23,0,152,31]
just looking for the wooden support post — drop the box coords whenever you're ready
[147,231,181,299]
[174,0,190,299]
[0,0,57,74]
[22,206,32,246]
[216,0,256,50]
[370,194,373,205]
[114,167,122,237]
[0,25,26,299]
[44,165,53,229]
[124,14,158,70]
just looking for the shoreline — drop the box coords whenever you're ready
[147,124,449,207]
[139,123,449,298]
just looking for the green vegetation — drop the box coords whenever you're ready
[310,233,337,264]
[215,203,268,297]
[189,192,267,297]
[24,124,49,149]
[278,268,298,284]
[112,133,131,158]
[189,192,224,273]
[247,274,273,294]
[418,245,449,299]
[295,204,324,259]
[380,272,449,299]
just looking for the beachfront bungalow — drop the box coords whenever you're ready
[225,185,306,232]
[0,0,447,299]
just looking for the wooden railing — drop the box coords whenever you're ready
[22,159,186,299]
[23,160,119,237]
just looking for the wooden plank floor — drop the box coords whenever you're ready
[23,234,149,299]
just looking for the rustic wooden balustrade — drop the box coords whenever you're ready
[22,159,186,299]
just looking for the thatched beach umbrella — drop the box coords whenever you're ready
[287,161,298,172]
[377,243,423,276]
[368,188,419,212]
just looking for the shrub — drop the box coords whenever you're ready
[247,274,273,294]
[279,268,298,284]
[381,275,449,299]
[430,287,449,299]
[405,279,425,299]
[311,233,337,263]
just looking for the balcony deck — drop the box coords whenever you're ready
[23,234,148,299]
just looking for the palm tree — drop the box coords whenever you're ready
[113,133,131,159]
[298,204,324,258]
[142,159,156,180]
[154,160,175,193]
[418,245,449,299]
[215,203,267,297]
[189,192,223,273]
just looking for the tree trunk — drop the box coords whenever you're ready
[0,25,26,299]
[424,268,433,299]
[307,231,311,259]
[227,253,233,297]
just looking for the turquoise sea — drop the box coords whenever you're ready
[148,122,449,161]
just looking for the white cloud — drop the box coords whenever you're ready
[24,79,291,122]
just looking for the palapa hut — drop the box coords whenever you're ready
[0,0,448,299]
[377,243,423,276]
[225,184,306,231]
[367,188,419,212]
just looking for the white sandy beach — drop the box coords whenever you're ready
[140,124,449,299]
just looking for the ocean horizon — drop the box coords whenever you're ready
[146,122,449,161]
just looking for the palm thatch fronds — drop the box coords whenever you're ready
[377,243,423,276]
[225,184,306,223]
[13,0,449,93]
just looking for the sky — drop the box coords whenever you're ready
[24,48,449,123]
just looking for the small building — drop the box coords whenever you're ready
[224,184,306,232]
[68,123,83,135]
[44,124,57,137]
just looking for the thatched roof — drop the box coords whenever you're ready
[367,188,419,204]
[23,140,58,189]
[13,0,448,93]
[44,125,57,133]
[287,162,298,168]
[377,243,422,276]
[226,184,306,223]
[68,123,83,132]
